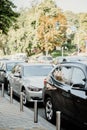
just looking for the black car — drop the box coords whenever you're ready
[42,61,87,128]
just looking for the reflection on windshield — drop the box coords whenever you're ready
[24,65,53,77]
[7,63,16,71]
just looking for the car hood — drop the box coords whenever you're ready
[24,76,46,88]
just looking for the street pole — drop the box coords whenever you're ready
[56,111,61,130]
[1,83,4,97]
[76,30,86,55]
[61,47,63,57]
[77,32,80,55]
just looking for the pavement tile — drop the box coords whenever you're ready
[0,94,55,130]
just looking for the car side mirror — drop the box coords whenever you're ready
[72,83,87,93]
[14,73,22,78]
[0,69,6,73]
[72,83,85,88]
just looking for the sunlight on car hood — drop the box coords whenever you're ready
[23,76,46,88]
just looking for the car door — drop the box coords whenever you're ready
[70,67,87,125]
[9,65,18,93]
[13,65,22,94]
[9,65,22,95]
[57,65,76,117]
[52,65,73,114]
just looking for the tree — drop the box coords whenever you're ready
[0,0,19,34]
[73,13,87,52]
[3,0,67,56]
[64,11,79,28]
[37,0,67,54]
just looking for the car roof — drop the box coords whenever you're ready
[60,61,87,68]
[56,55,87,62]
[15,62,54,67]
[0,59,25,63]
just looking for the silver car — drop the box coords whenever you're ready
[0,59,24,89]
[37,55,53,64]
[8,63,53,104]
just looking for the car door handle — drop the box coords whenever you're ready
[76,99,80,103]
[62,91,71,98]
[68,90,71,93]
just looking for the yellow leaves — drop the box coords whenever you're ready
[36,4,67,52]
[1,0,68,55]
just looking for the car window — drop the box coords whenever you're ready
[46,57,53,60]
[6,63,16,71]
[1,63,6,70]
[11,65,20,74]
[0,62,3,68]
[53,66,72,85]
[71,67,86,86]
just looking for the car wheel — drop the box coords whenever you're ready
[45,97,55,122]
[4,78,8,90]
[7,83,10,95]
[22,89,27,105]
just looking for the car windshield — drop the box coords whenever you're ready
[7,63,17,71]
[24,65,53,77]
[7,62,23,71]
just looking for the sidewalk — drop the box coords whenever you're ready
[0,92,56,130]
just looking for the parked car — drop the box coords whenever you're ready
[11,53,28,62]
[8,63,54,105]
[0,59,25,89]
[42,61,87,128]
[54,55,87,65]
[37,55,53,64]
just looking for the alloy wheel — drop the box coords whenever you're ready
[45,98,54,122]
[22,89,27,105]
[7,83,10,95]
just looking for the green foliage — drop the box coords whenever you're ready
[0,0,19,34]
[0,0,87,56]
[4,0,67,55]
[51,50,62,58]
[64,11,79,28]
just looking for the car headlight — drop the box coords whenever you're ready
[27,86,42,92]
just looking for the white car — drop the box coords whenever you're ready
[8,63,53,104]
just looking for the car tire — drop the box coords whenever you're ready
[4,78,8,90]
[45,97,55,122]
[7,83,10,95]
[22,89,27,105]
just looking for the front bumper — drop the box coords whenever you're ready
[26,89,43,102]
